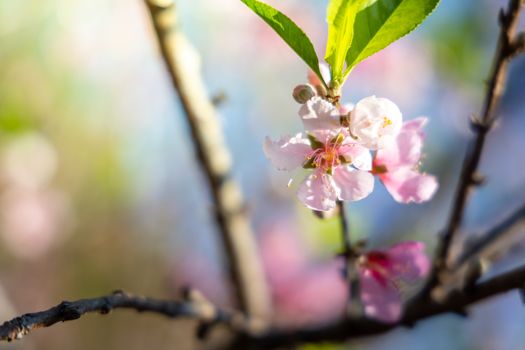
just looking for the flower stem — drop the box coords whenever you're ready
[337,200,362,316]
[337,200,351,262]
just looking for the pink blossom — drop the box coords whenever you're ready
[264,129,373,211]
[349,96,403,150]
[373,117,438,203]
[358,241,430,323]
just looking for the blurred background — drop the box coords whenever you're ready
[0,0,524,349]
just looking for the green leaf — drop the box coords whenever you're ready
[324,0,365,84]
[241,0,326,88]
[344,0,440,74]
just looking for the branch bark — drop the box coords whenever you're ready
[427,0,525,294]
[3,263,525,347]
[455,202,525,268]
[0,290,251,342]
[144,0,270,319]
[242,263,525,348]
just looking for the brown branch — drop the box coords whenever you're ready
[144,0,271,319]
[337,200,352,281]
[240,263,525,348]
[0,290,255,342]
[4,262,525,346]
[455,202,525,268]
[424,202,525,300]
[427,0,525,294]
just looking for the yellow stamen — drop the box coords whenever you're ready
[382,116,392,128]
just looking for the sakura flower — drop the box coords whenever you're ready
[373,117,438,203]
[349,96,402,150]
[358,241,430,323]
[264,129,374,211]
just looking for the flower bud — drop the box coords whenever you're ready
[292,84,316,104]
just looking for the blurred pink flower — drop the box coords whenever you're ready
[260,222,347,327]
[358,241,430,323]
[373,117,438,203]
[0,189,72,260]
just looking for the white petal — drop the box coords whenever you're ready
[297,171,338,211]
[263,134,311,171]
[332,167,374,201]
[340,143,372,171]
[350,96,403,150]
[298,96,341,131]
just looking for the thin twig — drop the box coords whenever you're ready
[144,0,271,319]
[426,0,525,295]
[336,201,361,315]
[455,202,525,268]
[337,201,351,269]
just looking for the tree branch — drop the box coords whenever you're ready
[241,263,525,348]
[427,0,525,294]
[455,202,525,268]
[144,0,271,319]
[0,290,254,342]
[3,263,525,347]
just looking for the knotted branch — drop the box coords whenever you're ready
[0,290,252,342]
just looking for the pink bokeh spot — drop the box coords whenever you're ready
[260,222,347,327]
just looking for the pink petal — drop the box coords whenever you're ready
[375,117,427,169]
[380,168,438,203]
[332,167,374,201]
[263,134,311,171]
[360,268,402,323]
[297,170,338,211]
[383,241,431,281]
[298,96,341,131]
[340,143,372,171]
[403,117,428,132]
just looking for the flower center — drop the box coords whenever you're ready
[359,252,393,286]
[382,116,392,129]
[303,133,348,174]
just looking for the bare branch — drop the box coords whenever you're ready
[3,264,525,347]
[241,263,525,348]
[144,0,271,319]
[455,202,525,268]
[0,290,253,342]
[427,0,525,294]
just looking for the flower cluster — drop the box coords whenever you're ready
[263,69,438,323]
[264,81,438,211]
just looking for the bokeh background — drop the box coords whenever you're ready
[0,0,524,349]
